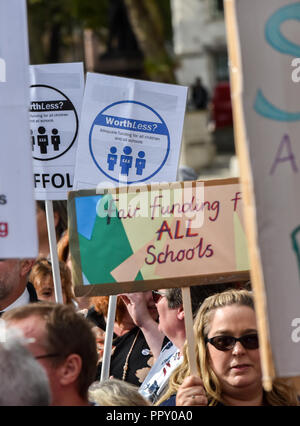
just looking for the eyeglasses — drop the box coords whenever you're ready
[35,353,60,360]
[205,333,259,351]
[152,290,168,304]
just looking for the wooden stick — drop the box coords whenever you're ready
[224,0,275,391]
[45,200,64,304]
[100,295,117,382]
[83,29,95,72]
[181,287,198,376]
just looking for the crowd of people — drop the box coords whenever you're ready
[0,200,299,406]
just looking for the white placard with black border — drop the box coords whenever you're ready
[73,73,188,189]
[30,62,84,200]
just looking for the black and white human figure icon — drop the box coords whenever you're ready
[120,146,133,175]
[30,84,79,162]
[37,126,48,154]
[135,151,146,175]
[107,146,118,171]
[31,129,35,151]
[51,128,61,151]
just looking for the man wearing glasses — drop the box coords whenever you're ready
[139,284,229,404]
[0,323,51,406]
[3,303,98,406]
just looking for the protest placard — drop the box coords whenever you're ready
[73,73,188,189]
[68,178,249,296]
[70,72,188,378]
[29,63,84,302]
[30,62,84,200]
[224,0,300,386]
[0,0,38,258]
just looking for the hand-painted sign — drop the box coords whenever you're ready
[68,178,249,296]
[225,0,300,380]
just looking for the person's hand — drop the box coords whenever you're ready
[77,308,88,317]
[92,327,116,363]
[92,326,105,362]
[176,375,208,406]
[120,292,153,327]
[120,291,164,360]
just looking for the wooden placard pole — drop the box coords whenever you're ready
[224,0,275,391]
[100,295,117,382]
[181,287,198,376]
[45,200,64,304]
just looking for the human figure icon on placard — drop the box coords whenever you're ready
[31,129,35,151]
[51,128,61,151]
[37,126,48,154]
[107,146,118,171]
[120,146,133,175]
[135,151,146,175]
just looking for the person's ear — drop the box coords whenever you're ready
[59,354,82,386]
[20,259,35,277]
[177,305,185,321]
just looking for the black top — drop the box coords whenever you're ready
[27,282,39,303]
[87,306,168,387]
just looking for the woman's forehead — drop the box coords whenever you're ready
[208,305,256,332]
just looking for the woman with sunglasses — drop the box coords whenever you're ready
[157,289,299,406]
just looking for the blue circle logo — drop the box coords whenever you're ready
[89,100,170,184]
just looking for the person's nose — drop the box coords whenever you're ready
[232,341,246,355]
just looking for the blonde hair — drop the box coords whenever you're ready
[157,289,299,406]
[89,378,150,406]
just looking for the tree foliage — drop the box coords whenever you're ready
[27,0,175,82]
[124,0,175,82]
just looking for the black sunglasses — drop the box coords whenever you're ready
[152,290,168,304]
[205,333,259,351]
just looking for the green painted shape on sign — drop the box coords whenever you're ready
[77,195,143,284]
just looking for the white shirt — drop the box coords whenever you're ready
[1,287,30,312]
[139,341,183,403]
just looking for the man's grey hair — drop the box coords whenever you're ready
[0,322,51,406]
[89,378,150,406]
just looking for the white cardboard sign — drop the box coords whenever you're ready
[73,73,188,189]
[0,0,38,258]
[232,0,300,378]
[30,62,84,200]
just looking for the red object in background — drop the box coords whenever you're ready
[211,81,233,128]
